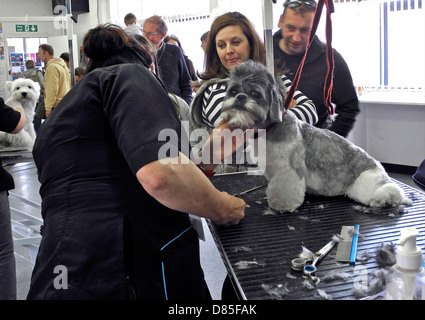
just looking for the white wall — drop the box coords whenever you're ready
[347,95,425,167]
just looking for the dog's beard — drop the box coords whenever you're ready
[12,92,37,105]
[221,97,268,130]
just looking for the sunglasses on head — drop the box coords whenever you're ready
[284,0,317,10]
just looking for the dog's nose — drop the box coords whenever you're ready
[21,92,27,98]
[236,94,247,102]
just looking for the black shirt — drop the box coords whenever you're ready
[0,97,22,192]
[156,43,193,106]
[273,32,359,137]
[28,64,206,299]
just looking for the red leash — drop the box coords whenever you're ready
[282,0,335,115]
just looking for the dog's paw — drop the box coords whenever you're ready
[370,183,409,207]
[267,197,301,213]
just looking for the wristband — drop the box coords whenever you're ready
[197,164,215,177]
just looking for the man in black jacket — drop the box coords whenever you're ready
[142,15,193,106]
[274,0,359,137]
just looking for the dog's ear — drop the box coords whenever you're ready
[32,82,41,101]
[5,81,13,95]
[32,81,41,93]
[268,76,283,123]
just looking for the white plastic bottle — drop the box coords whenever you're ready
[385,227,425,300]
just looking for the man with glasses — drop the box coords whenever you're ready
[274,0,359,137]
[142,15,193,106]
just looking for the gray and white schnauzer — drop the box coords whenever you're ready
[220,60,412,212]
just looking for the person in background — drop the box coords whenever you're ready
[59,52,70,69]
[123,12,143,36]
[200,31,209,53]
[38,44,71,117]
[191,12,317,298]
[74,67,85,84]
[142,15,193,106]
[27,24,244,300]
[0,97,26,300]
[192,11,317,144]
[164,34,198,83]
[274,0,359,137]
[132,34,158,74]
[20,59,44,132]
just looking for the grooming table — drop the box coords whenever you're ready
[0,147,33,165]
[209,172,425,300]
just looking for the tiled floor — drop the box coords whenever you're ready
[5,161,423,300]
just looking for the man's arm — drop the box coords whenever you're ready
[328,51,360,137]
[44,67,60,117]
[329,98,359,137]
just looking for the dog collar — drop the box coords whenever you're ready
[253,122,277,140]
[253,109,287,140]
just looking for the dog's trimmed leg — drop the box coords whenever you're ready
[266,171,306,213]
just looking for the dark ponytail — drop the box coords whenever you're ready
[83,23,153,73]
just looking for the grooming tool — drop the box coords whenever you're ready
[335,225,360,263]
[291,238,337,283]
[359,291,386,300]
[349,224,360,265]
[233,184,266,197]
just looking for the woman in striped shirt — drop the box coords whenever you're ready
[191,11,318,173]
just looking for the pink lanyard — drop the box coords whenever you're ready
[282,0,336,116]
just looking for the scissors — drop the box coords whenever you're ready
[291,239,337,283]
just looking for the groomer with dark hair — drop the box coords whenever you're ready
[27,24,244,300]
[274,0,359,137]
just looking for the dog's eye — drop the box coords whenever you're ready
[228,88,238,96]
[252,91,261,98]
[16,86,20,90]
[28,86,32,89]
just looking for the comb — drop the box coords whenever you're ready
[335,225,359,264]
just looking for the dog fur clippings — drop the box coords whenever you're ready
[222,60,412,212]
[0,78,40,151]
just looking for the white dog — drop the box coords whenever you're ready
[0,78,40,151]
[220,61,412,212]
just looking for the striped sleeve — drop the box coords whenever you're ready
[202,83,227,127]
[281,74,318,125]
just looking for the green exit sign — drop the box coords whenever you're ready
[15,24,38,32]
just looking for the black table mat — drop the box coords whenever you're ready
[209,172,425,300]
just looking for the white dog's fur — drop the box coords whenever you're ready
[221,61,412,212]
[0,78,40,151]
